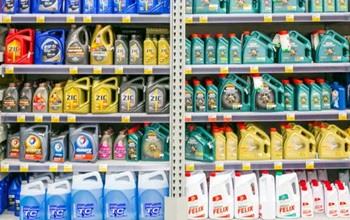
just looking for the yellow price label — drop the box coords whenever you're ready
[51,116,60,123]
[67,116,77,123]
[263,15,273,23]
[242,162,251,171]
[99,164,108,173]
[66,16,76,23]
[115,67,124,75]
[49,164,58,172]
[274,162,283,170]
[208,115,217,122]
[5,66,14,74]
[20,164,29,172]
[312,14,321,22]
[83,16,92,23]
[36,16,45,23]
[93,67,102,74]
[185,163,195,172]
[220,66,229,74]
[306,161,315,170]
[199,16,208,23]
[185,67,192,75]
[185,114,192,123]
[285,65,294,73]
[286,15,295,22]
[185,17,193,24]
[17,115,26,123]
[63,164,73,173]
[121,115,131,123]
[286,113,295,121]
[250,66,259,74]
[69,67,78,75]
[144,67,153,75]
[2,15,12,23]
[0,164,9,172]
[34,115,43,123]
[338,112,348,121]
[122,16,131,23]
[215,163,224,171]
[223,114,232,122]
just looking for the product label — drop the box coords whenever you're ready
[3,96,17,111]
[278,194,297,217]
[332,89,340,109]
[76,203,95,218]
[48,205,67,219]
[143,132,163,159]
[24,135,43,161]
[222,85,242,110]
[41,39,62,63]
[314,196,324,213]
[130,43,142,65]
[299,92,309,110]
[23,205,40,219]
[98,141,112,159]
[311,91,321,110]
[236,194,256,218]
[121,89,136,112]
[322,91,331,109]
[91,44,108,62]
[144,41,157,65]
[19,94,31,111]
[6,40,21,62]
[49,91,63,112]
[67,0,80,12]
[256,87,276,110]
[73,135,93,161]
[127,139,138,160]
[94,88,111,111]
[108,203,127,218]
[195,91,206,112]
[52,142,64,162]
[247,42,265,62]
[193,44,204,64]
[67,42,85,63]
[148,89,165,112]
[114,140,126,159]
[158,42,170,65]
[217,45,228,64]
[39,0,59,12]
[8,136,20,158]
[115,43,127,64]
[207,90,217,111]
[20,0,30,12]
[3,0,15,13]
[65,88,80,111]
[186,137,204,160]
[33,92,48,112]
[185,90,193,112]
[211,194,231,218]
[284,92,293,110]
[206,45,216,64]
[138,0,155,12]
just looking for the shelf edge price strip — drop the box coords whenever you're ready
[20,164,29,172]
[49,164,58,172]
[185,163,195,172]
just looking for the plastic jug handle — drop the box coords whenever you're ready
[106,29,115,48]
[27,181,45,191]
[113,172,134,182]
[145,171,167,182]
[51,180,70,190]
[80,171,102,184]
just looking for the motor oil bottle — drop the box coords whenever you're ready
[20,180,46,220]
[324,0,336,11]
[331,82,346,110]
[33,82,49,113]
[323,181,339,217]
[193,0,227,13]
[5,28,34,64]
[7,131,20,159]
[66,0,82,13]
[186,171,208,220]
[146,76,169,113]
[219,74,250,111]
[336,0,348,11]
[260,0,272,12]
[49,82,64,113]
[92,77,119,114]
[90,25,114,65]
[228,33,241,64]
[143,34,157,65]
[47,180,71,220]
[0,26,8,62]
[32,0,63,13]
[270,127,283,160]
[273,0,305,12]
[72,172,103,220]
[115,34,129,65]
[82,0,97,13]
[2,82,18,112]
[305,78,322,111]
[129,34,143,65]
[228,0,259,13]
[234,172,259,219]
[299,180,314,217]
[309,0,323,12]
[69,125,99,162]
[203,34,216,64]
[185,80,194,112]
[35,29,65,64]
[212,127,226,161]
[66,25,89,65]
[142,123,169,161]
[19,82,33,112]
[114,0,137,13]
[282,79,294,111]
[293,79,310,111]
[113,129,127,160]
[50,131,68,163]
[191,34,204,64]
[186,0,193,13]
[205,79,218,112]
[259,171,276,220]
[208,171,234,219]
[224,126,237,160]
[335,180,350,217]
[315,78,331,110]
[186,125,215,162]
[20,125,49,162]
[193,79,207,112]
[158,34,169,65]
[97,0,113,13]
[8,176,21,212]
[318,124,350,159]
[310,179,325,213]
[127,126,142,161]
[119,76,145,113]
[242,31,275,64]
[98,128,114,160]
[216,34,229,64]
[186,38,192,65]
[64,77,91,114]
[283,124,316,159]
[104,172,137,220]
[1,0,18,13]
[238,123,271,160]
[138,171,168,220]
[275,172,300,218]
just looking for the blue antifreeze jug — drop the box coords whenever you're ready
[0,175,9,214]
[331,82,346,110]
[33,0,63,13]
[20,180,46,220]
[98,0,113,13]
[82,0,97,13]
[137,0,167,14]
[47,180,71,220]
[114,0,137,13]
[1,0,19,13]
[35,29,65,65]
[66,0,82,13]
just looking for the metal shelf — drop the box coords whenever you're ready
[0,112,169,124]
[0,64,170,75]
[186,159,350,171]
[186,12,350,24]
[185,63,350,75]
[185,110,350,123]
[0,13,170,24]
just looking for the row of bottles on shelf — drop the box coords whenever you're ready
[186,74,347,112]
[1,76,169,114]
[186,169,350,219]
[186,30,350,64]
[186,122,350,162]
[3,25,170,65]
[1,0,170,14]
[186,0,349,14]
[3,123,169,163]
[0,171,169,220]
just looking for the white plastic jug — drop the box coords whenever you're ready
[104,171,137,220]
[234,172,259,219]
[208,171,234,219]
[307,170,318,182]
[20,181,46,220]
[72,172,103,220]
[323,181,339,217]
[47,180,71,220]
[310,179,325,213]
[338,170,349,187]
[29,173,54,183]
[299,180,314,217]
[138,171,169,220]
[317,170,328,181]
[186,171,208,220]
[335,180,350,217]
[259,171,275,220]
[275,172,301,218]
[295,170,306,182]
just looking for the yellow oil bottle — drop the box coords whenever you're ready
[144,34,157,65]
[283,124,316,159]
[212,126,226,161]
[270,127,283,160]
[158,34,170,65]
[317,124,350,159]
[225,125,238,160]
[238,123,270,160]
[91,77,119,114]
[49,82,64,113]
[90,25,114,65]
[64,77,91,114]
